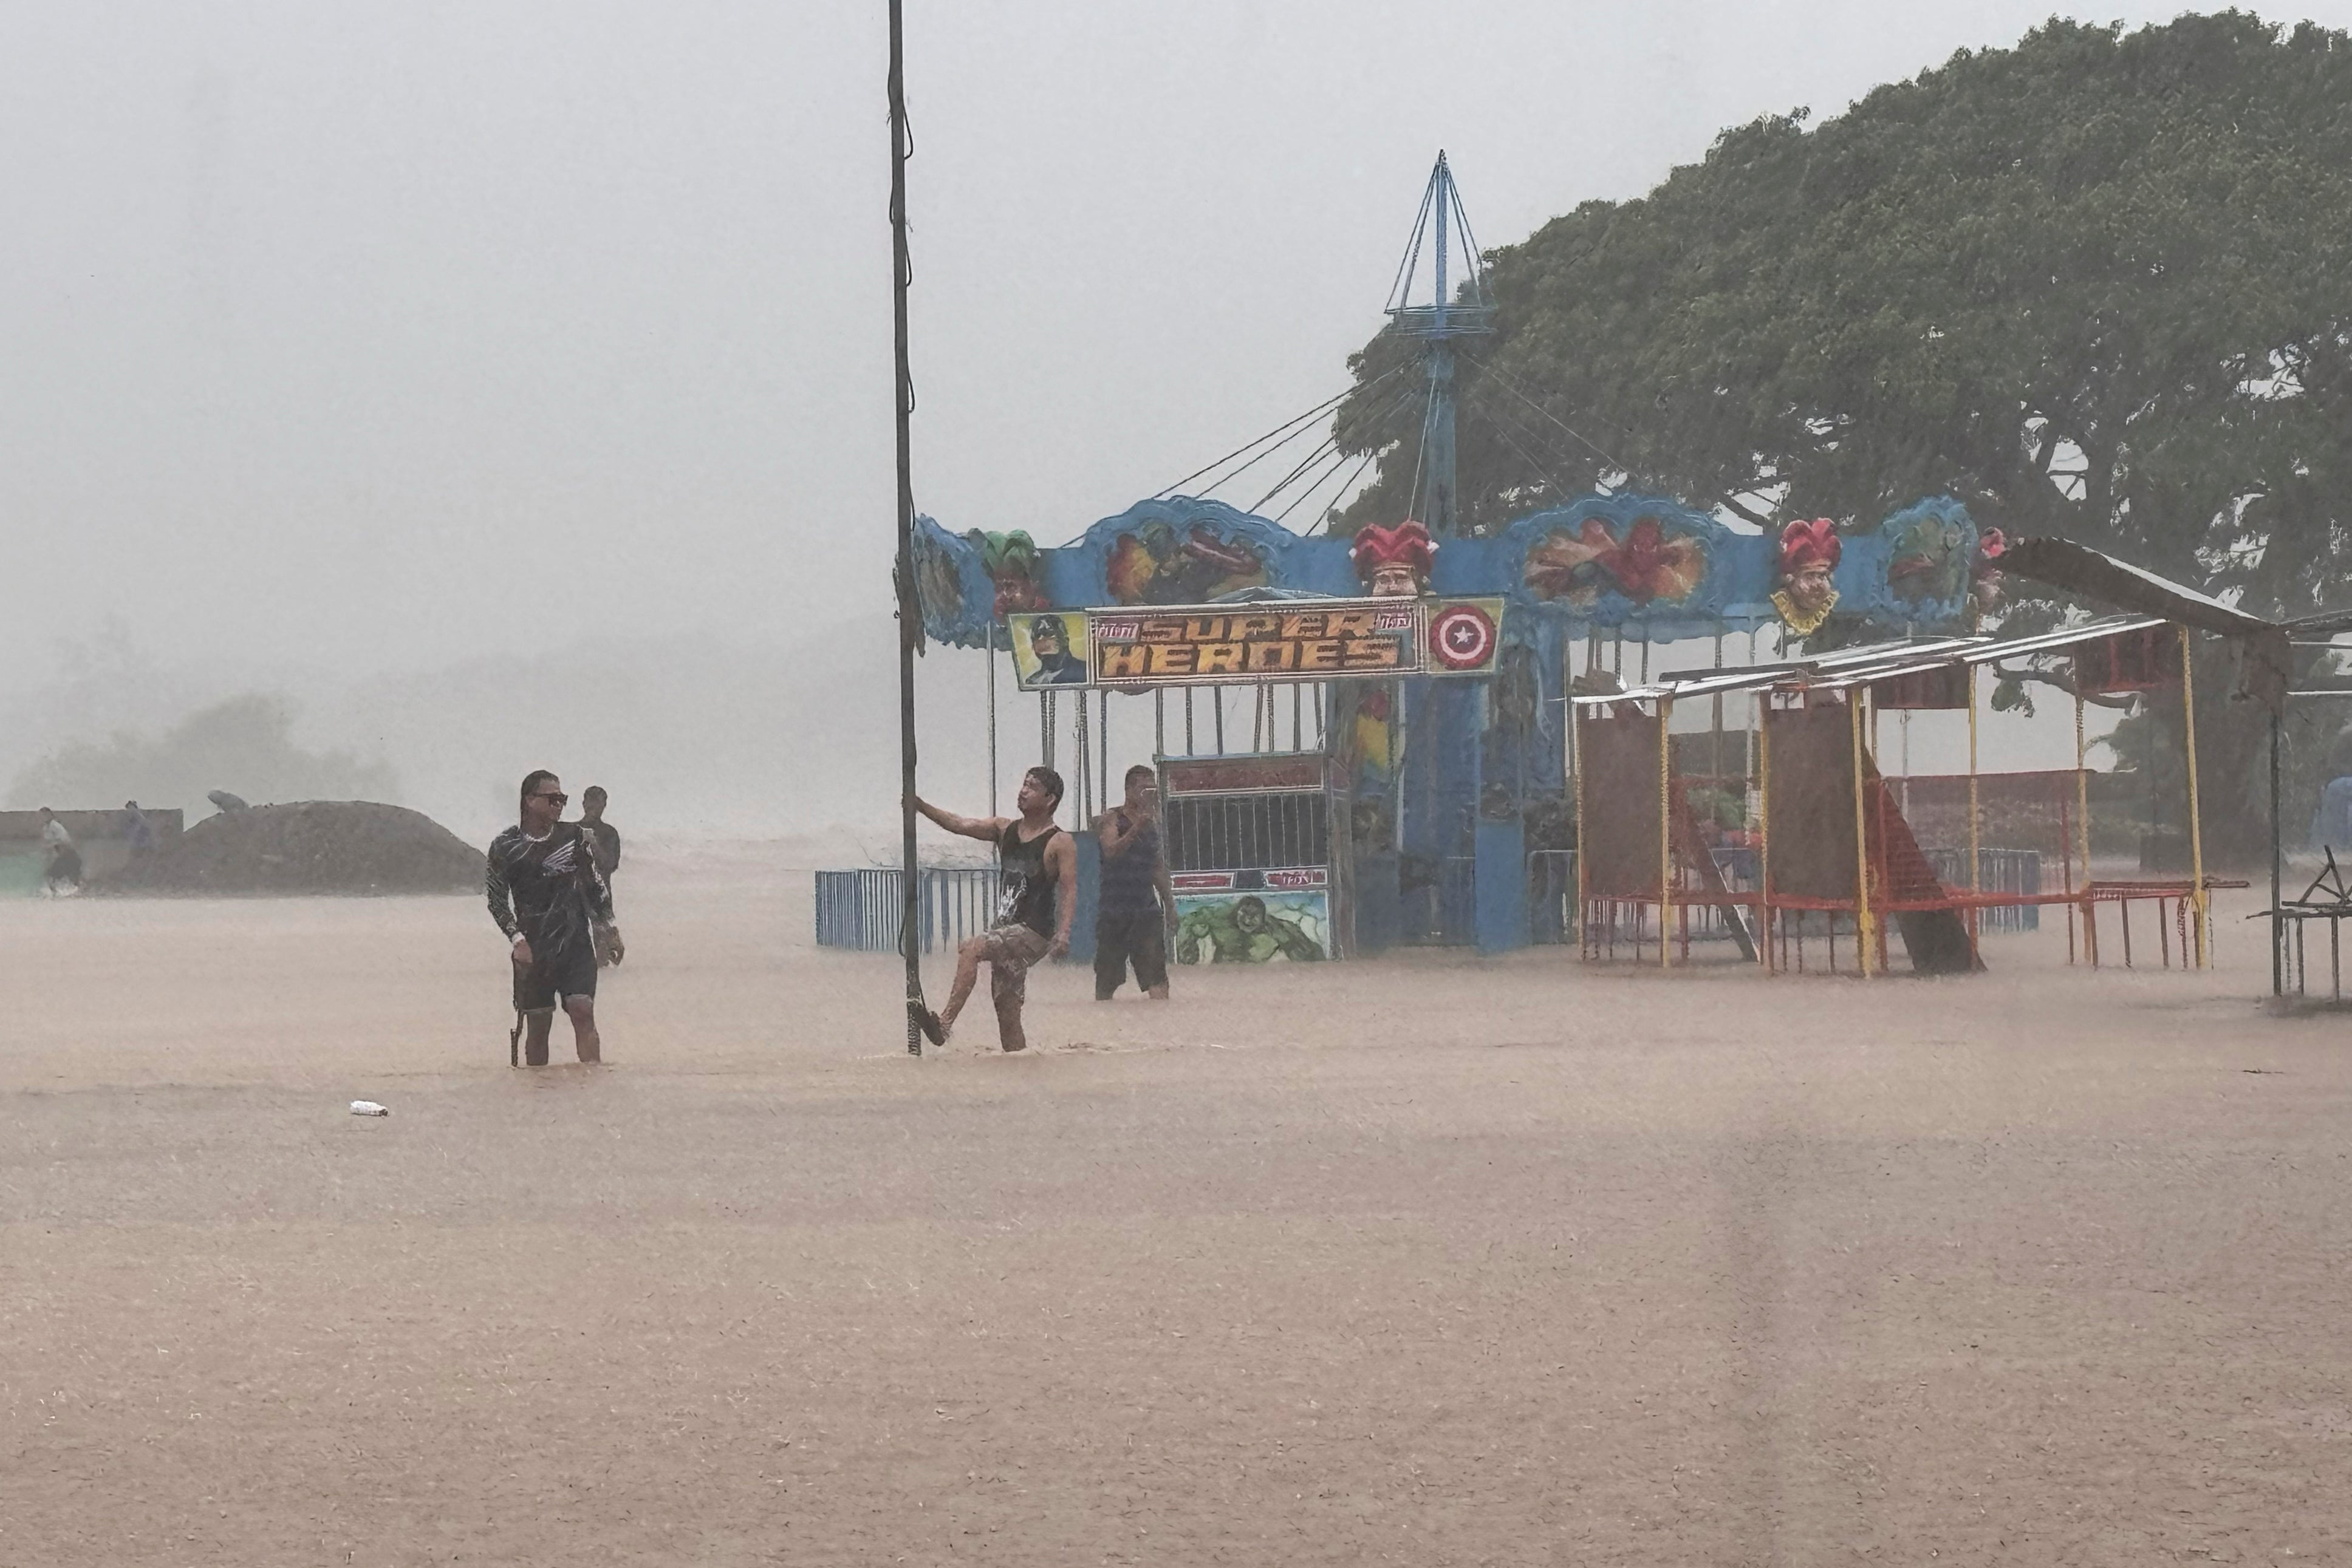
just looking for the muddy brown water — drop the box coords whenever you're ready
[4,850,2348,1565]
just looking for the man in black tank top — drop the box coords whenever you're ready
[1092,764,1174,1001]
[914,766,1076,1052]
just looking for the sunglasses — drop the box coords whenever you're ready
[530,791,569,807]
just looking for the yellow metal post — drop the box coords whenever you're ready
[1967,665,1981,938]
[2181,627,2208,967]
[1573,701,1588,960]
[1658,696,1674,969]
[1850,694,1873,978]
[1759,701,1774,971]
[2076,687,2094,966]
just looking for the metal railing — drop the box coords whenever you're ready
[1924,847,2042,932]
[1528,849,1579,944]
[815,867,1002,954]
[1164,790,1330,873]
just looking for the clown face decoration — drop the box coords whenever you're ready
[1771,517,1841,637]
[1351,520,1437,599]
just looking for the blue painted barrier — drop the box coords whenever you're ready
[1926,847,2042,932]
[815,867,1002,955]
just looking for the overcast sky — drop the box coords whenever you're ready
[10,1,2351,689]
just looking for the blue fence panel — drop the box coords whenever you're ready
[1924,847,2041,932]
[1528,850,1578,945]
[816,868,1003,955]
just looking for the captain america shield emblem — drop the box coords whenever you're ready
[1429,603,1497,670]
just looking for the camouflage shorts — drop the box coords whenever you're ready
[981,922,1051,1005]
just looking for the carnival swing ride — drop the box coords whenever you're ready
[885,152,2281,984]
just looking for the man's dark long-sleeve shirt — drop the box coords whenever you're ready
[486,823,613,965]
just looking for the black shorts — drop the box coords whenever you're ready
[1095,908,1169,998]
[514,939,598,1012]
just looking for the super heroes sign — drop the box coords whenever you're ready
[1084,599,1500,686]
[1090,602,1415,681]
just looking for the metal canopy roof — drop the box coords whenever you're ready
[1569,616,2166,707]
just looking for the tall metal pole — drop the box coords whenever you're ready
[887,0,925,1055]
[1426,166,1456,534]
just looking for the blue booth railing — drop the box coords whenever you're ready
[1926,847,2042,932]
[815,867,1002,955]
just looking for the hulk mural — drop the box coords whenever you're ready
[1173,891,1330,964]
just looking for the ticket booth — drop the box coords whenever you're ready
[1158,752,1342,963]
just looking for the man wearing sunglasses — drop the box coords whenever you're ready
[487,769,618,1065]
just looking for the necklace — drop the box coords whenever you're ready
[1771,587,1838,638]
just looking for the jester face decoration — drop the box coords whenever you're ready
[1351,520,1437,599]
[1772,517,1841,636]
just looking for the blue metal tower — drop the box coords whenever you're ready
[1385,152,1494,537]
[1376,155,1525,950]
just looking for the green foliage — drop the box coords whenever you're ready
[1337,12,2352,623]
[8,695,398,815]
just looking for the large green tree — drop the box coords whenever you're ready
[1338,13,2352,629]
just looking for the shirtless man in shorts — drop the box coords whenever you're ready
[912,766,1075,1052]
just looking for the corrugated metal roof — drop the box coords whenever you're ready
[1568,616,2167,706]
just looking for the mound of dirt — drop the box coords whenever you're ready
[100,801,484,896]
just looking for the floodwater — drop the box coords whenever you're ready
[4,848,2348,1565]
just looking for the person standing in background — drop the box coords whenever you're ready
[579,785,625,967]
[122,801,155,859]
[1093,765,1174,1001]
[37,808,81,896]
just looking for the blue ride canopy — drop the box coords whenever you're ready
[912,491,1986,650]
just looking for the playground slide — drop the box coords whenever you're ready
[1670,792,1760,963]
[1864,768,1982,976]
